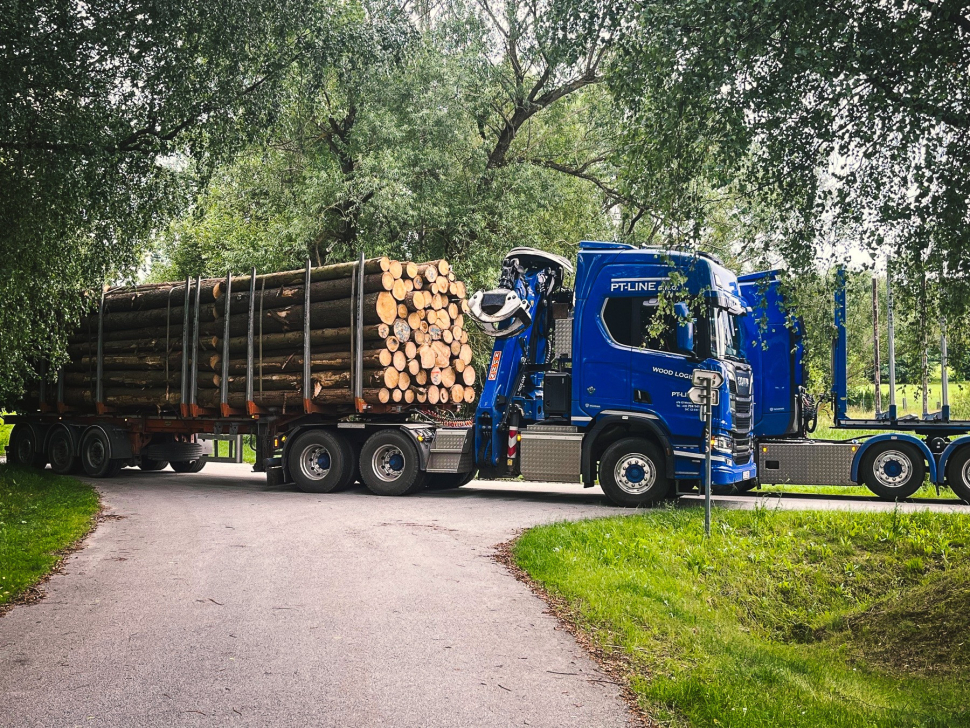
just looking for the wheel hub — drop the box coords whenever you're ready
[16,437,33,463]
[51,437,71,467]
[300,445,332,481]
[873,450,912,488]
[373,444,406,482]
[614,454,656,495]
[88,440,106,468]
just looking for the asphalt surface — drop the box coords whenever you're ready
[1,464,635,728]
[1,464,965,728]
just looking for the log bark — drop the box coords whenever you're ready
[103,279,221,313]
[214,258,388,291]
[217,273,388,315]
[223,349,386,375]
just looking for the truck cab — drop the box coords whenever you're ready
[470,242,755,506]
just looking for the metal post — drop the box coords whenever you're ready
[246,267,257,409]
[39,357,47,409]
[704,378,713,538]
[56,367,64,409]
[886,263,897,420]
[354,252,365,409]
[189,275,201,409]
[921,275,929,419]
[96,290,105,408]
[303,259,312,408]
[941,319,950,420]
[180,276,191,411]
[872,277,882,415]
[220,271,232,411]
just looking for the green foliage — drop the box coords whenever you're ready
[611,0,970,324]
[0,0,338,402]
[0,465,100,607]
[151,0,626,297]
[515,508,970,726]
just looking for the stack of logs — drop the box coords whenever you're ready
[59,257,476,412]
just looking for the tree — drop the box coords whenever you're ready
[0,0,331,400]
[153,0,627,294]
[611,0,970,309]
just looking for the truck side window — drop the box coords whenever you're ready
[639,300,678,353]
[603,298,636,346]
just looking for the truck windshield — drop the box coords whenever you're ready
[710,308,742,361]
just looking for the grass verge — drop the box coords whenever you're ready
[0,465,100,613]
[512,506,970,727]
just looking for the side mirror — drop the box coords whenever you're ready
[674,302,695,356]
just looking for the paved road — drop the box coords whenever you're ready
[0,464,635,728]
[1,465,965,728]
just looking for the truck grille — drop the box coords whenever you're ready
[732,436,752,465]
[729,393,753,434]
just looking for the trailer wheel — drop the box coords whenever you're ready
[48,428,80,475]
[139,458,169,472]
[171,458,207,474]
[426,470,476,491]
[80,429,123,478]
[287,430,355,493]
[359,430,425,496]
[860,441,926,501]
[945,447,970,504]
[598,438,669,507]
[8,424,46,469]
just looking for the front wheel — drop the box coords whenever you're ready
[359,430,425,496]
[946,446,970,504]
[860,442,926,500]
[598,438,669,507]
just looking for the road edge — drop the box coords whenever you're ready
[493,536,656,728]
[0,488,112,620]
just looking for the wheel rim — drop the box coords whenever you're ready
[372,444,406,483]
[614,453,656,495]
[15,434,34,464]
[87,439,107,470]
[299,445,332,481]
[50,435,72,469]
[961,459,970,488]
[872,450,912,488]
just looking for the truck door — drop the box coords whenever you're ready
[628,299,700,436]
[578,295,631,417]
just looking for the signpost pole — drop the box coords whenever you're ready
[704,378,712,538]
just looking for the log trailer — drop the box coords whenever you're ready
[7,243,970,506]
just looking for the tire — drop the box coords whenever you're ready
[598,437,669,507]
[8,424,46,468]
[946,446,970,504]
[426,470,476,491]
[287,430,356,493]
[171,458,207,474]
[139,458,169,471]
[860,441,926,501]
[359,430,426,496]
[80,428,121,478]
[48,428,80,475]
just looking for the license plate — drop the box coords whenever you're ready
[744,470,753,480]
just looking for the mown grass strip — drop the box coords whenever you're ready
[0,465,100,611]
[513,506,970,727]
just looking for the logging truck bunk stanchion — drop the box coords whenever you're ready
[56,366,67,414]
[37,357,48,412]
[302,259,322,415]
[354,252,366,413]
[179,276,191,419]
[886,262,898,421]
[941,318,950,421]
[95,290,112,415]
[219,270,243,417]
[245,267,266,418]
[872,277,882,418]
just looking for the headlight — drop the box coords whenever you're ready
[714,436,732,453]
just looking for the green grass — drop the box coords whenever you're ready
[0,465,100,608]
[514,507,970,727]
